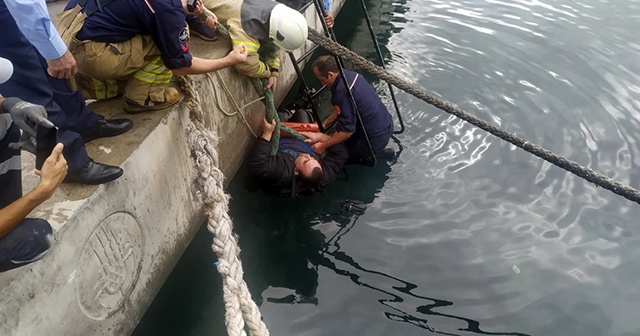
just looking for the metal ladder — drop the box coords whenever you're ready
[286,0,406,166]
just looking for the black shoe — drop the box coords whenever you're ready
[63,160,124,185]
[187,15,218,41]
[81,116,133,143]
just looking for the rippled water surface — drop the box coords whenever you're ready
[135,0,640,335]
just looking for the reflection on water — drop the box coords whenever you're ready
[135,0,640,335]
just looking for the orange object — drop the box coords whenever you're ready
[281,122,320,137]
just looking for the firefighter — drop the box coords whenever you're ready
[56,0,248,113]
[201,0,308,90]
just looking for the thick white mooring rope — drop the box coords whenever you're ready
[180,76,269,336]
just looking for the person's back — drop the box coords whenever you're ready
[331,69,393,153]
[71,0,183,44]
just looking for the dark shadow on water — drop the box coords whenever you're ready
[134,150,529,335]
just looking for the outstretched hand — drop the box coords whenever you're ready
[229,43,248,64]
[301,131,330,144]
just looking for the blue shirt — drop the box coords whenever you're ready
[277,138,317,160]
[3,0,67,60]
[331,70,393,152]
[66,0,192,69]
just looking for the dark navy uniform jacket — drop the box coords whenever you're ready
[331,70,392,154]
[65,0,192,69]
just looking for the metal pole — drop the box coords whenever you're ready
[313,0,377,166]
[357,0,405,134]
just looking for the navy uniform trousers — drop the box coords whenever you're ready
[0,122,53,273]
[0,0,98,173]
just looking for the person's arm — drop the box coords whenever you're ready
[313,91,356,153]
[320,142,348,184]
[312,130,352,154]
[322,106,340,129]
[0,143,67,238]
[247,117,286,184]
[171,46,247,76]
[4,0,77,79]
[300,131,331,144]
[322,0,334,28]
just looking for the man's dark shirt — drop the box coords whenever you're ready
[248,137,348,197]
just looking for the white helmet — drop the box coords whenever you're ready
[269,4,308,52]
[0,57,13,84]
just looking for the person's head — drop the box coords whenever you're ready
[294,153,323,189]
[269,4,308,51]
[312,55,339,87]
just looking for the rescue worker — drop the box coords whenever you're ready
[200,0,308,90]
[248,111,347,197]
[0,0,132,185]
[56,0,249,113]
[0,58,67,272]
[310,55,393,165]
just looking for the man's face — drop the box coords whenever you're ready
[294,153,321,177]
[313,67,336,88]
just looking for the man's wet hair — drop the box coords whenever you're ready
[312,55,339,77]
[301,167,324,191]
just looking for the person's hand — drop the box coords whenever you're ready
[34,143,67,199]
[203,11,218,31]
[301,131,329,144]
[265,76,277,90]
[46,50,78,79]
[324,12,334,29]
[194,0,204,14]
[311,141,327,154]
[3,98,54,137]
[262,116,277,135]
[8,132,36,154]
[228,43,248,64]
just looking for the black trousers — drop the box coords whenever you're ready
[0,0,98,172]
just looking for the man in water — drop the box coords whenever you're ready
[310,55,393,165]
[248,111,348,197]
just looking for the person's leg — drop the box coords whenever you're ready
[187,13,218,41]
[289,109,314,123]
[74,35,177,112]
[39,56,100,133]
[0,1,90,173]
[0,218,53,272]
[345,137,375,165]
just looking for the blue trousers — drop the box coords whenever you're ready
[0,0,98,173]
[0,124,53,273]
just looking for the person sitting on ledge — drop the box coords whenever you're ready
[248,110,348,198]
[0,62,67,273]
[200,0,308,90]
[56,0,248,114]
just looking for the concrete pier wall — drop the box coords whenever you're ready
[0,1,344,335]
